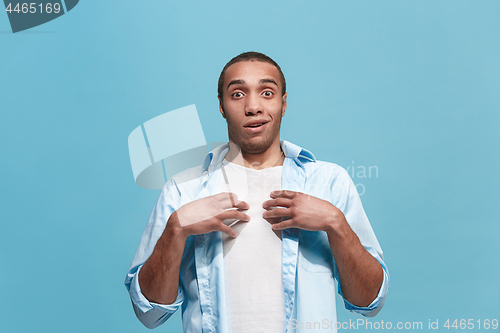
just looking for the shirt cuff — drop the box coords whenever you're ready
[128,264,184,314]
[338,247,390,317]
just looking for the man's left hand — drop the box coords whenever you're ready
[263,190,383,307]
[262,190,347,235]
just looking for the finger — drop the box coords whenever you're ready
[213,222,238,238]
[216,192,238,202]
[218,192,243,208]
[270,190,296,199]
[220,198,249,210]
[263,198,292,209]
[271,219,295,230]
[263,216,282,226]
[217,209,251,222]
[234,200,250,210]
[263,207,291,219]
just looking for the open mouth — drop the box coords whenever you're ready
[244,121,269,128]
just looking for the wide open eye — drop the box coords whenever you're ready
[263,91,274,97]
[232,92,243,98]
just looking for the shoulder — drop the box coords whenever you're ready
[304,159,350,183]
[167,164,208,193]
[157,164,207,207]
[169,164,206,185]
[281,140,348,179]
[160,143,228,200]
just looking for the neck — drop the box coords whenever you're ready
[225,140,283,170]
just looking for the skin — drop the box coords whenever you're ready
[263,190,383,307]
[139,193,250,304]
[139,60,383,307]
[218,60,287,170]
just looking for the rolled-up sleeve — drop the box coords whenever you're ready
[125,264,184,328]
[124,179,184,328]
[336,247,390,317]
[332,167,390,317]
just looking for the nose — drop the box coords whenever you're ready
[245,93,262,116]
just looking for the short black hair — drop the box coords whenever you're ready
[218,51,286,99]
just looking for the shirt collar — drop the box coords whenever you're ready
[201,140,316,173]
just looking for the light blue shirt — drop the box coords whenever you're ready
[125,140,389,332]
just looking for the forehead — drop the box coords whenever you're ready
[224,60,281,88]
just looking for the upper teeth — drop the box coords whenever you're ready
[249,124,262,127]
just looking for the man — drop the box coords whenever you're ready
[125,52,389,332]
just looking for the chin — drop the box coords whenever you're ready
[235,137,274,154]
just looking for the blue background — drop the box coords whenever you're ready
[1,1,499,332]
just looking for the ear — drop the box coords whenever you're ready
[281,92,287,117]
[218,96,226,118]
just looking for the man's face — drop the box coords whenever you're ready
[219,60,287,155]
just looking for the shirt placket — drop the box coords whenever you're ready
[281,156,306,332]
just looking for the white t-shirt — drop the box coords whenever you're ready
[220,158,285,333]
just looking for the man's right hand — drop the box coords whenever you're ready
[139,192,249,305]
[170,192,250,239]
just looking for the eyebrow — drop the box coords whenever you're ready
[259,78,278,87]
[226,79,245,91]
[226,78,279,91]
